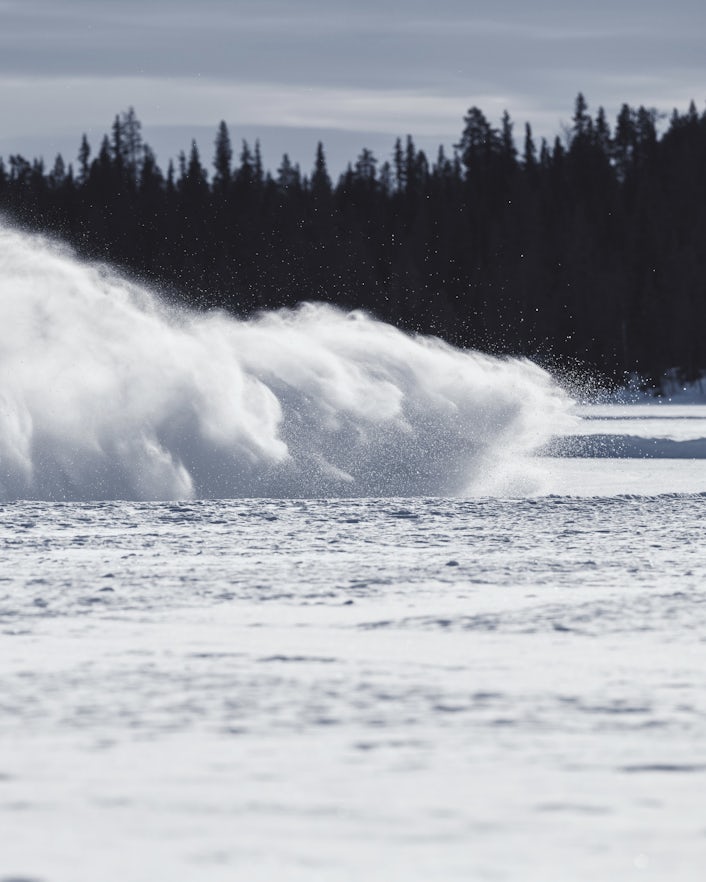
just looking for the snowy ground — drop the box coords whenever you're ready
[1,401,706,882]
[539,399,706,495]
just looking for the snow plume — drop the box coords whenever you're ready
[0,225,573,500]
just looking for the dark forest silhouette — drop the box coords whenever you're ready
[1,94,705,383]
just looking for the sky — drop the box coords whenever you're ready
[0,0,704,176]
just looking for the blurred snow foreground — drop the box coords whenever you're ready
[0,224,573,500]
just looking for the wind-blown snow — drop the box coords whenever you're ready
[0,224,573,500]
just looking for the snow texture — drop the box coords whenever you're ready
[2,492,706,882]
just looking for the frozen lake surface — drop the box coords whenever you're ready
[2,404,706,882]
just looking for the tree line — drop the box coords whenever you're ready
[1,95,705,383]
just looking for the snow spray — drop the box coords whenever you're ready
[0,225,574,500]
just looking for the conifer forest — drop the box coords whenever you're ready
[1,94,705,383]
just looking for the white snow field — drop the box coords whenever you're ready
[1,225,706,881]
[540,402,706,496]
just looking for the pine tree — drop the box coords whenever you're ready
[311,142,332,196]
[253,140,264,186]
[501,111,517,162]
[457,106,501,173]
[393,137,405,191]
[572,92,591,141]
[49,154,67,188]
[77,135,91,184]
[121,107,143,181]
[594,107,611,155]
[184,140,208,192]
[277,154,300,192]
[523,123,537,170]
[212,120,233,192]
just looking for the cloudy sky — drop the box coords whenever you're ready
[0,0,703,175]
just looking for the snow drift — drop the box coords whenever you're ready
[0,225,573,500]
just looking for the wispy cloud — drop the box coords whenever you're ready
[0,75,475,136]
[0,0,703,163]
